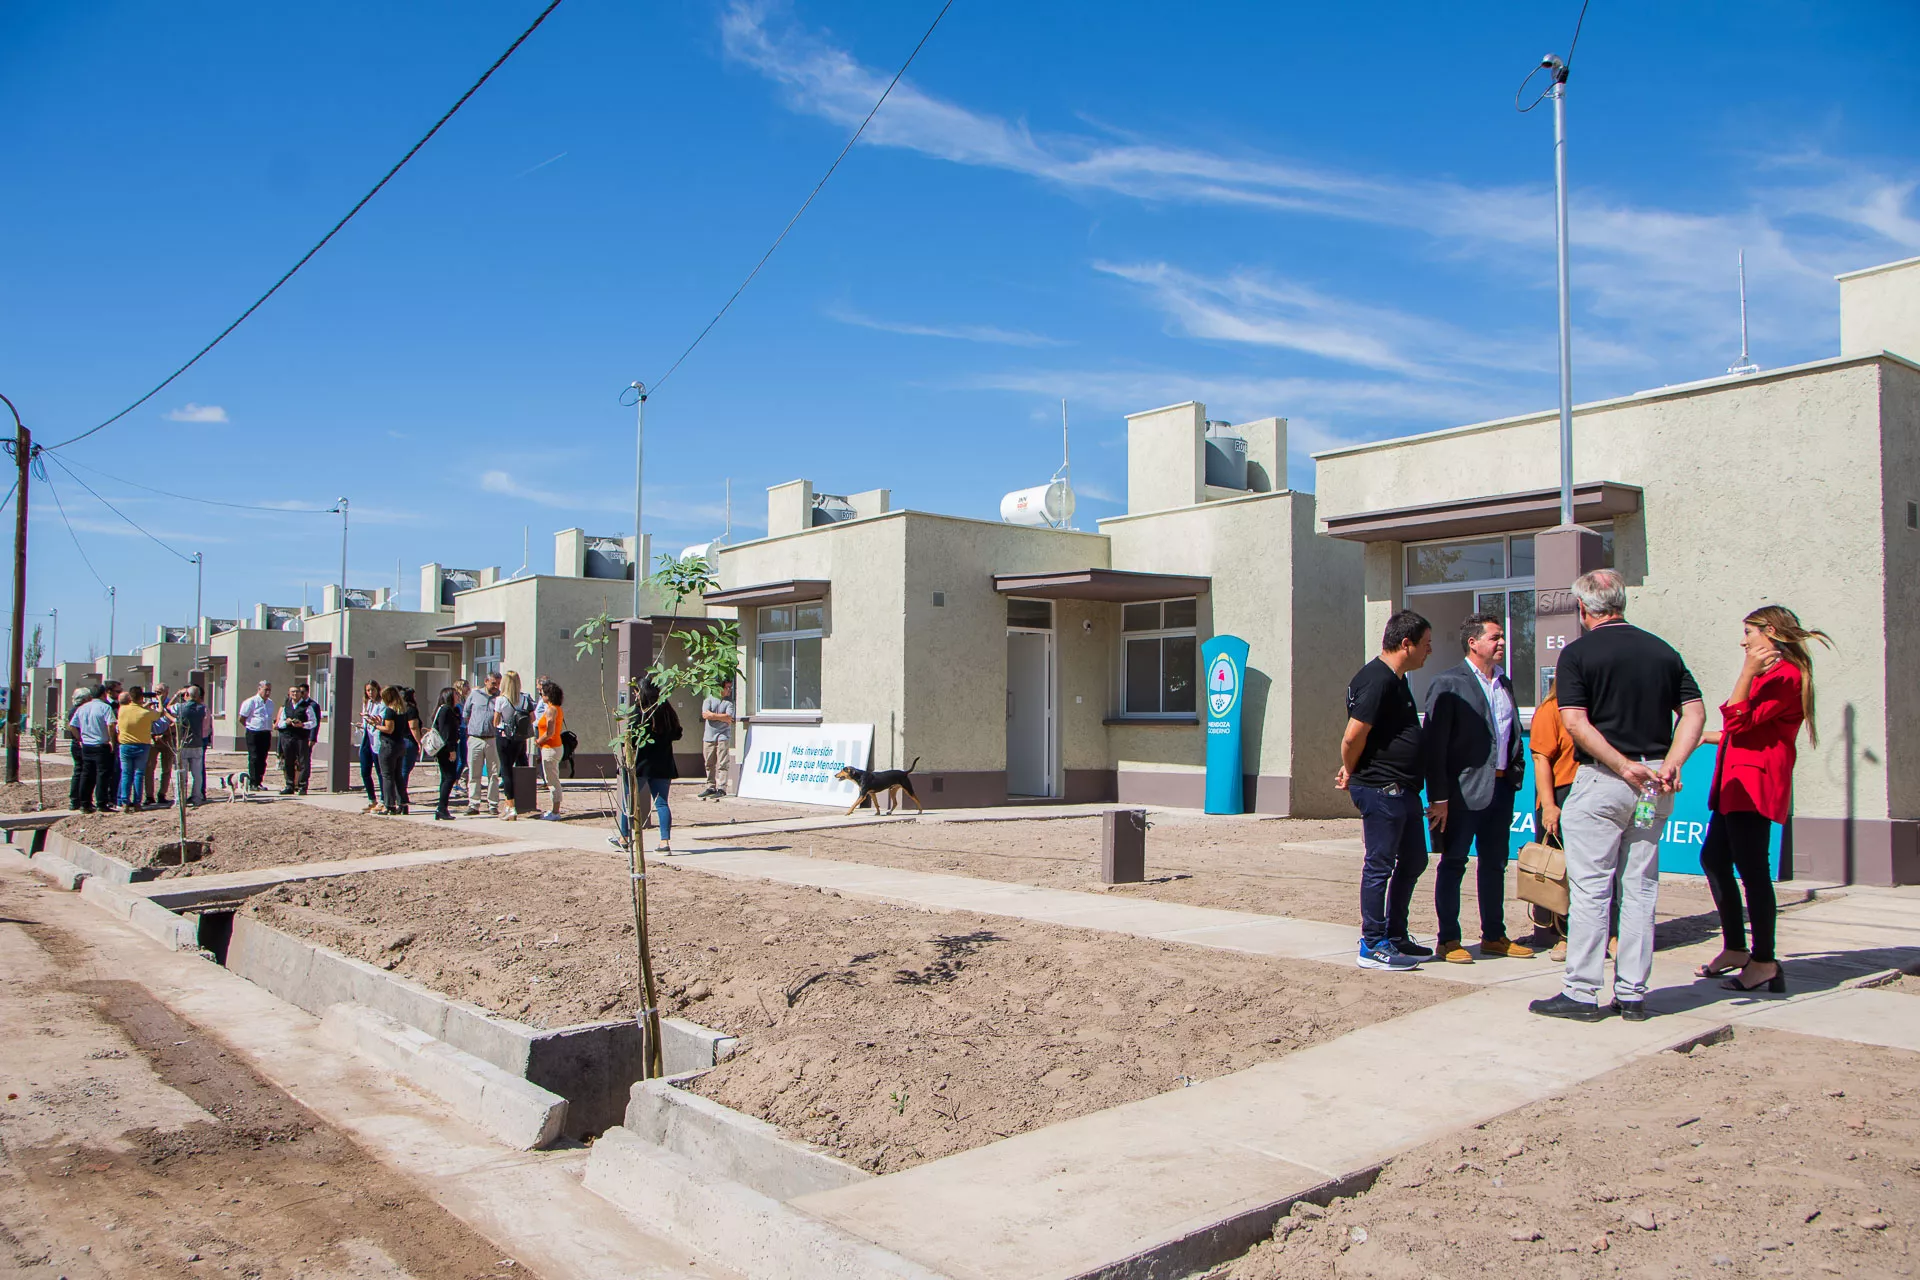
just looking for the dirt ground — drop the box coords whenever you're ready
[51,801,500,877]
[549,778,831,830]
[1205,1026,1919,1280]
[0,757,74,813]
[736,812,1726,945]
[243,847,1457,1173]
[0,873,520,1280]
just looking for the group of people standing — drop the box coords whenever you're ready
[1339,567,1828,1020]
[66,681,212,812]
[355,670,566,822]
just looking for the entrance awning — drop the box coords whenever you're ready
[284,641,330,659]
[991,568,1211,602]
[701,579,830,608]
[435,620,505,639]
[405,639,465,653]
[1321,480,1642,543]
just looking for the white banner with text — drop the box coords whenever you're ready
[738,722,874,806]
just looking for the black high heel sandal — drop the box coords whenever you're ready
[1722,965,1786,994]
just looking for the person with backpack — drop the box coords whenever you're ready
[492,670,535,819]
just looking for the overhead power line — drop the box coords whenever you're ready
[649,0,959,395]
[40,473,108,591]
[54,456,337,514]
[49,0,567,452]
[43,453,193,563]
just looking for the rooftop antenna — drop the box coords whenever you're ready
[511,525,530,579]
[1728,249,1760,375]
[1055,399,1074,530]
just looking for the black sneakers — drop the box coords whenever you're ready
[1392,937,1434,958]
[1528,994,1611,1022]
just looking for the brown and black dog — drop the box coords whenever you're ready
[835,758,923,816]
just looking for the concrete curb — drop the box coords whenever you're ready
[626,1073,869,1202]
[583,1125,944,1280]
[227,913,736,1137]
[320,1003,568,1150]
[42,829,156,884]
[26,849,89,891]
[77,875,201,950]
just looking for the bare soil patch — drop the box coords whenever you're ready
[1207,1026,1919,1280]
[736,812,1724,944]
[0,874,519,1280]
[550,777,833,830]
[52,801,502,877]
[243,847,1456,1172]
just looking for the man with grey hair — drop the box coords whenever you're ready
[1530,568,1704,1022]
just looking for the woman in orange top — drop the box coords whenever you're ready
[1529,679,1581,961]
[535,683,566,820]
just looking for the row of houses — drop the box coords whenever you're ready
[24,255,1920,881]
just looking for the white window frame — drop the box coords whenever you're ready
[471,635,503,683]
[1400,525,1613,716]
[756,602,825,715]
[1120,597,1199,719]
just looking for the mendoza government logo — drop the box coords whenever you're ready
[757,751,783,775]
[1207,652,1240,720]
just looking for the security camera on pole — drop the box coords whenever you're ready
[1521,46,1606,696]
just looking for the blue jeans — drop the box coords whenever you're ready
[1433,781,1517,944]
[359,733,378,804]
[117,743,151,808]
[1351,783,1429,944]
[618,777,673,843]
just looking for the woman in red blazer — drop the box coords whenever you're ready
[1696,605,1831,993]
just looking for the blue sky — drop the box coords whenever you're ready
[3,0,1915,663]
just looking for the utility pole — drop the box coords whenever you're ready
[3,393,29,785]
[629,382,646,620]
[108,586,117,663]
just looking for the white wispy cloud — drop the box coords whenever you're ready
[481,470,592,509]
[480,469,753,534]
[826,304,1064,347]
[723,1,1920,369]
[163,403,228,423]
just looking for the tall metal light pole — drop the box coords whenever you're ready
[191,553,204,673]
[629,382,646,620]
[108,586,117,664]
[334,498,350,606]
[1544,53,1574,527]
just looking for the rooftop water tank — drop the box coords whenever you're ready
[1204,420,1248,490]
[999,479,1076,528]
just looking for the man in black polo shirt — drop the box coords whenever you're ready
[1530,569,1704,1022]
[1337,609,1434,971]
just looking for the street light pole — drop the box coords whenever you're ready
[1545,53,1574,528]
[335,498,349,606]
[629,383,646,621]
[191,553,204,673]
[108,585,116,662]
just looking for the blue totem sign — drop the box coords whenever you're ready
[1203,635,1249,815]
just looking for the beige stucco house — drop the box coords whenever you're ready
[705,402,1361,815]
[1313,254,1920,883]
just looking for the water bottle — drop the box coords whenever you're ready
[1631,780,1658,829]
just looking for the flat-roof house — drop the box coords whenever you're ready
[1313,255,1920,883]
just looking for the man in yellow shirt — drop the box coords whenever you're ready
[116,688,160,811]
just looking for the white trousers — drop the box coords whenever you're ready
[465,735,500,808]
[1559,761,1672,1005]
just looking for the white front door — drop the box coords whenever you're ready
[1005,630,1053,797]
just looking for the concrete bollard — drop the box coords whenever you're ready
[1101,809,1146,884]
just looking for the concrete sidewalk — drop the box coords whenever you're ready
[0,845,738,1280]
[128,838,555,908]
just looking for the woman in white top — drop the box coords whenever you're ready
[358,679,385,812]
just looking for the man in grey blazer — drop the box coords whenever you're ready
[1423,612,1533,963]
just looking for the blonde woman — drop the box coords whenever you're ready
[492,670,535,819]
[1696,605,1831,994]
